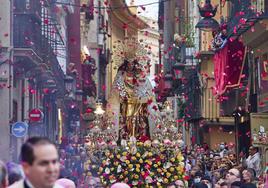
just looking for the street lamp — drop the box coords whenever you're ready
[42,79,57,93]
[196,0,219,31]
[64,75,74,92]
[232,107,246,162]
[45,79,57,87]
[75,89,83,102]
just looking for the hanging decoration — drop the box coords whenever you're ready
[211,23,228,51]
[213,39,246,95]
[195,0,219,31]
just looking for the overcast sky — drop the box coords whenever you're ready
[125,0,159,20]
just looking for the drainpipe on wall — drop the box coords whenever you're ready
[96,0,101,100]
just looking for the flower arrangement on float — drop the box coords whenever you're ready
[95,138,187,188]
[83,100,188,187]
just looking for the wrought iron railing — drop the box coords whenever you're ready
[174,68,202,121]
[251,0,268,14]
[13,14,43,57]
[185,71,202,121]
[13,0,65,93]
[13,0,43,57]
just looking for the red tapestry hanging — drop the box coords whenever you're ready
[213,39,246,95]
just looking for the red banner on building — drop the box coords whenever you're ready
[213,39,246,95]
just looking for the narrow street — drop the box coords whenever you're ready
[0,0,268,187]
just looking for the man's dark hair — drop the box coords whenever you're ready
[252,146,259,152]
[193,183,208,188]
[231,181,242,188]
[246,168,256,178]
[220,182,228,186]
[21,137,56,165]
[241,183,257,188]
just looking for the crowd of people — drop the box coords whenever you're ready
[0,137,268,188]
[58,134,87,186]
[181,143,268,188]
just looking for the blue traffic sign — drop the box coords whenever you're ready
[12,122,28,138]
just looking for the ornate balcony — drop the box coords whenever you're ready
[13,0,65,94]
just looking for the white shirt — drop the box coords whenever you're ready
[8,179,63,188]
[26,179,63,188]
[246,152,261,177]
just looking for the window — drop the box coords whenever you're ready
[25,0,30,9]
[21,80,25,121]
[265,0,268,12]
[12,100,18,123]
[251,0,265,12]
[13,72,17,88]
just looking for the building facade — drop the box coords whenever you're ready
[0,0,71,161]
[0,0,13,162]
[189,0,268,157]
[138,16,160,87]
[158,0,243,149]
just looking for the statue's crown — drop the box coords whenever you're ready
[112,37,150,68]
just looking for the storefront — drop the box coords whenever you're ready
[250,113,268,170]
[241,18,268,171]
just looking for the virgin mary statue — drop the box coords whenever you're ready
[107,38,161,141]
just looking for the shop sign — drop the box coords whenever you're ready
[250,113,268,146]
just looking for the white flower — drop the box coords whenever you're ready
[121,139,127,147]
[110,179,116,184]
[105,168,110,174]
[120,156,126,162]
[109,141,117,148]
[152,139,160,147]
[145,176,153,183]
[142,151,148,158]
[157,177,163,182]
[163,139,172,146]
[106,159,111,165]
[117,165,122,173]
[130,146,137,155]
[164,162,172,169]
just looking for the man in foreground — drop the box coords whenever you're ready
[9,137,62,188]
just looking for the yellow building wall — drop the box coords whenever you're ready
[199,3,234,114]
[200,55,220,120]
[195,1,236,150]
[203,125,235,150]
